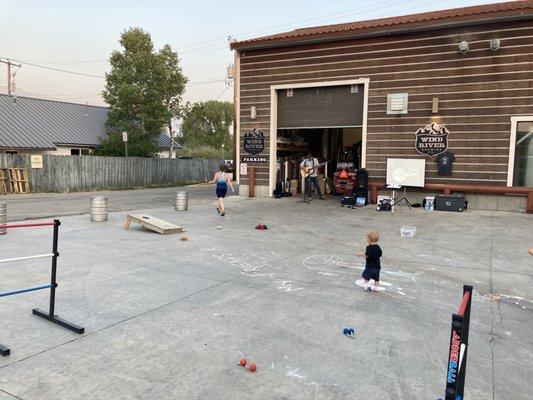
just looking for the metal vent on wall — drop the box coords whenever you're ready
[387,93,408,115]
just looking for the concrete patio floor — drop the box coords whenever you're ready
[0,196,531,399]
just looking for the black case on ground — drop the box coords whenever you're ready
[340,195,356,208]
[435,194,466,212]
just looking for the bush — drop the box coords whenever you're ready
[177,146,232,159]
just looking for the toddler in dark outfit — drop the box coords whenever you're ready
[357,231,383,291]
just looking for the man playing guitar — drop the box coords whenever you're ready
[300,152,325,202]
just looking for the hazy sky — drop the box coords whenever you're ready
[0,0,503,106]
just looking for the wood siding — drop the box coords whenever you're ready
[237,19,533,186]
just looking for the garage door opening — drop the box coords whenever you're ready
[270,79,369,197]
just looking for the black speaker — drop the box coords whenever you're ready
[356,169,368,190]
[353,188,368,205]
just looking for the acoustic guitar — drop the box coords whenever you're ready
[300,162,327,178]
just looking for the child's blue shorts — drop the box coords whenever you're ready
[362,267,380,281]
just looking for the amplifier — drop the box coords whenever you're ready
[435,194,466,212]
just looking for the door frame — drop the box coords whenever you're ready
[507,116,533,187]
[269,78,370,197]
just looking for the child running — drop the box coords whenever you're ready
[208,164,235,216]
[357,231,383,291]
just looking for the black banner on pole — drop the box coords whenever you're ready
[445,285,473,400]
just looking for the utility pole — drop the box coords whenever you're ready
[0,59,22,95]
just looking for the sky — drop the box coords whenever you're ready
[0,0,505,106]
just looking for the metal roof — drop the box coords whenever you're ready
[156,133,182,150]
[0,94,109,149]
[0,94,184,151]
[231,1,533,50]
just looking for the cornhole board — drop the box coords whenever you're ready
[124,214,184,235]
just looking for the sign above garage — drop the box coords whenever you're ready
[277,85,364,129]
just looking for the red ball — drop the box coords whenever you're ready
[239,358,247,367]
[249,363,257,372]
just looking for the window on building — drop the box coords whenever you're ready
[511,119,533,187]
[80,149,90,155]
[70,149,80,155]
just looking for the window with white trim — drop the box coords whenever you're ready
[511,119,533,187]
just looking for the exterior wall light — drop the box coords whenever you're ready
[458,41,469,53]
[489,38,501,51]
[250,105,257,120]
[432,97,439,114]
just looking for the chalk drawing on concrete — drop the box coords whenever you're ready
[354,279,386,292]
[202,248,279,277]
[303,255,417,296]
[303,255,418,280]
[275,280,304,292]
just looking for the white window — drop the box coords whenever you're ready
[508,116,533,187]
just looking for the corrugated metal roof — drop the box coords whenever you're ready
[231,1,533,50]
[0,94,108,149]
[156,133,182,150]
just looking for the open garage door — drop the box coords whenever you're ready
[277,84,364,129]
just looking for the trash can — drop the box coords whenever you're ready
[175,191,188,211]
[0,202,6,235]
[90,196,108,222]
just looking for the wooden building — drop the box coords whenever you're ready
[230,1,533,211]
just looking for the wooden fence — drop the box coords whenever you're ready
[0,154,222,193]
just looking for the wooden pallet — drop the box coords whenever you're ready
[0,169,9,194]
[7,168,30,193]
[124,214,184,235]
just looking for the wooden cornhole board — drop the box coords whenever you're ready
[124,214,184,235]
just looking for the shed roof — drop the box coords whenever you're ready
[156,133,183,150]
[0,94,108,150]
[230,1,533,50]
[0,94,181,151]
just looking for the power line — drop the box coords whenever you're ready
[0,57,105,78]
[216,85,230,100]
[1,56,225,86]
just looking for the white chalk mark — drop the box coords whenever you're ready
[271,362,275,370]
[303,255,418,280]
[275,280,304,292]
[203,248,281,278]
[287,369,305,380]
[318,271,338,277]
[355,279,386,291]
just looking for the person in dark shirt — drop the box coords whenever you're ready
[357,231,383,291]
[437,150,455,176]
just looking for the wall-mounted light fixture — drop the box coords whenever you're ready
[458,41,469,53]
[432,98,439,114]
[286,89,293,97]
[250,105,257,120]
[489,38,501,51]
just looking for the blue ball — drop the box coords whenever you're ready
[343,328,355,336]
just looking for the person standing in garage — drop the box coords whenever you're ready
[300,153,324,203]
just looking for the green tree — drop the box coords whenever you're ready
[181,100,233,151]
[158,44,188,158]
[98,28,170,157]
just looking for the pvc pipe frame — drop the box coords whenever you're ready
[0,253,55,264]
[0,222,55,229]
[0,284,52,298]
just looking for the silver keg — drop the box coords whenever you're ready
[0,202,6,235]
[175,191,188,211]
[90,196,108,222]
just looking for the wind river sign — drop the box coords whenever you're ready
[415,122,450,156]
[243,129,265,155]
